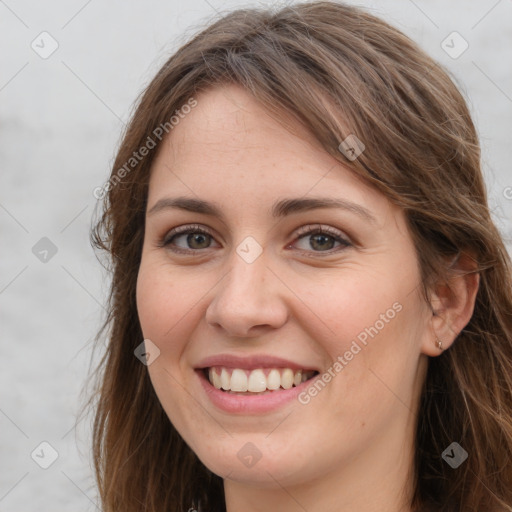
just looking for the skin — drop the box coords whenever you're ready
[136,84,479,512]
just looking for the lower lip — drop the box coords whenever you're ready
[196,369,319,414]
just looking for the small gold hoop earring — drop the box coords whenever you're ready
[435,337,444,351]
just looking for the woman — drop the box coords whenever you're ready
[86,2,512,511]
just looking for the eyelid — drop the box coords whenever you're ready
[289,224,353,256]
[159,222,353,255]
[159,224,220,253]
[293,223,351,243]
[161,223,211,244]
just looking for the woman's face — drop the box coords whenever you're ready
[136,84,433,490]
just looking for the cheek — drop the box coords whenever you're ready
[318,257,421,347]
[293,267,404,352]
[136,260,199,342]
[135,262,205,430]
[136,267,168,340]
[295,265,424,412]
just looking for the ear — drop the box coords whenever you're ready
[422,251,480,356]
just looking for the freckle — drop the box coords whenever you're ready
[361,422,365,428]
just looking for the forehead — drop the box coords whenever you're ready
[147,84,393,223]
[159,85,323,164]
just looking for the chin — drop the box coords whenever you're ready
[194,439,316,489]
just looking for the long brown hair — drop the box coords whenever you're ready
[84,2,512,510]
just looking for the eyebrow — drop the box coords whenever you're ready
[147,196,376,224]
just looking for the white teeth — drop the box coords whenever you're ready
[267,369,281,390]
[220,368,231,390]
[230,369,248,392]
[207,367,316,392]
[209,368,222,389]
[281,368,294,389]
[247,369,267,392]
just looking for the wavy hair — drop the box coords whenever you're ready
[84,2,512,511]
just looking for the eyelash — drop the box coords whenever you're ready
[158,223,352,256]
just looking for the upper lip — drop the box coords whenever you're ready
[195,354,321,372]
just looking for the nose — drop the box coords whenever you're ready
[205,249,289,338]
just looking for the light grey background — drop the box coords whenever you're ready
[1,0,511,510]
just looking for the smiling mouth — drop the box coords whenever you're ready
[202,367,320,395]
